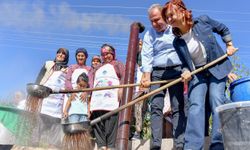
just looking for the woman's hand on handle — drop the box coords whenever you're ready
[226,42,238,56]
[181,70,192,84]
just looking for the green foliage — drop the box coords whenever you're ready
[231,55,250,78]
[225,55,250,96]
[141,112,151,139]
[130,102,151,139]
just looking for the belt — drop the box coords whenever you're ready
[153,65,181,70]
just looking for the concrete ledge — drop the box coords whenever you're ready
[130,138,173,150]
[9,137,211,150]
[129,137,210,150]
[93,137,210,150]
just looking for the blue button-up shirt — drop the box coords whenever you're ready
[141,25,182,73]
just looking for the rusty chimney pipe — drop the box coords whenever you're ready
[116,22,145,150]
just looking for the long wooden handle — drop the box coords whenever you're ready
[53,80,173,94]
[90,54,229,126]
[190,54,228,76]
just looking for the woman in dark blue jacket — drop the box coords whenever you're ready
[162,0,238,150]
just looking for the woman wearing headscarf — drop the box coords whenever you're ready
[89,44,125,150]
[35,48,69,119]
[91,55,102,69]
[65,48,91,90]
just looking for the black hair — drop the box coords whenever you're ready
[77,72,89,84]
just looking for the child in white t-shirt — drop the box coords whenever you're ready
[63,72,89,123]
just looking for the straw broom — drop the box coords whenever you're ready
[25,95,43,112]
[62,131,93,150]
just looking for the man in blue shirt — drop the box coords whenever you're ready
[140,4,187,150]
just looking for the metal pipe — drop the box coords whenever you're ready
[116,22,145,150]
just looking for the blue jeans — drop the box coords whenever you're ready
[184,70,225,150]
[150,66,187,149]
[68,114,88,123]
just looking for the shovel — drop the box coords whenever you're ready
[61,53,230,133]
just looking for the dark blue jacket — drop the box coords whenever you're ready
[173,15,233,80]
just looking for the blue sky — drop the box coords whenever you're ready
[0,0,249,99]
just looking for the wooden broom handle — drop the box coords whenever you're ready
[53,79,173,94]
[90,54,229,125]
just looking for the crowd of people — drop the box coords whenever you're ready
[4,0,239,150]
[30,42,125,150]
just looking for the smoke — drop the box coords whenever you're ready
[0,1,132,34]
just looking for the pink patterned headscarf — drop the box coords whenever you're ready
[101,44,116,60]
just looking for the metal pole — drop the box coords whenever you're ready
[116,22,145,150]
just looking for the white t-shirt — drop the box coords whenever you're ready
[181,29,207,67]
[68,93,88,115]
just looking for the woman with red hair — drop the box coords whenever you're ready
[162,1,237,149]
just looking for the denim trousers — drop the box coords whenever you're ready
[68,114,88,123]
[184,70,226,150]
[150,66,187,149]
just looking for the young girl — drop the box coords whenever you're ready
[63,72,89,123]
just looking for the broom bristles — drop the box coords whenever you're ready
[25,95,42,112]
[62,131,93,150]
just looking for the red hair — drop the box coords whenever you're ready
[162,0,193,36]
